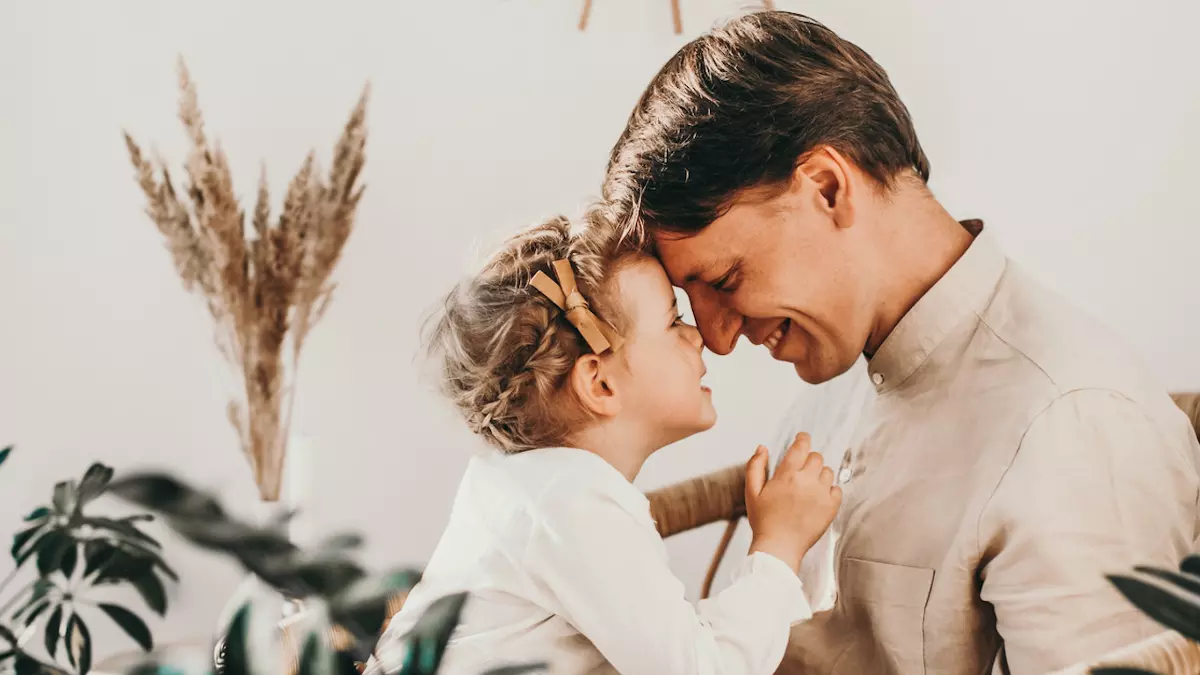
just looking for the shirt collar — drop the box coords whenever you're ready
[866,223,1007,394]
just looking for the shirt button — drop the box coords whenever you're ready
[838,467,852,484]
[871,372,885,386]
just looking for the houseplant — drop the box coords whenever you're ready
[103,471,544,675]
[0,447,173,675]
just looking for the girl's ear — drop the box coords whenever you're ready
[569,354,621,418]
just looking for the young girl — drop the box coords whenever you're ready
[370,215,841,675]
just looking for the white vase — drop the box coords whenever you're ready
[213,432,316,667]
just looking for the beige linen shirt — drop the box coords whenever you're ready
[780,226,1200,675]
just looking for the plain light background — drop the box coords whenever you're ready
[2,0,1198,661]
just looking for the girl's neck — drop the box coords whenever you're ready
[569,422,657,482]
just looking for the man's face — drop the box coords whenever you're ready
[653,174,876,384]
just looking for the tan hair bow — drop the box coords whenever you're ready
[529,259,625,354]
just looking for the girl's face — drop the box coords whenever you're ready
[606,257,716,448]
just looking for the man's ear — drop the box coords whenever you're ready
[794,146,855,229]
[570,354,621,418]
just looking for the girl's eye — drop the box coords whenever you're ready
[673,314,688,327]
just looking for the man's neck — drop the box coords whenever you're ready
[863,191,976,357]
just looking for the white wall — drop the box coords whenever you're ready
[2,0,1198,661]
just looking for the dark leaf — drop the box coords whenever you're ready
[14,654,42,675]
[333,650,360,675]
[98,603,153,651]
[59,542,78,580]
[1108,573,1200,642]
[64,616,77,668]
[107,474,226,521]
[220,605,251,675]
[399,593,468,675]
[75,464,114,509]
[52,481,76,516]
[79,517,160,549]
[0,623,15,644]
[295,634,322,675]
[44,606,63,660]
[67,614,92,674]
[0,650,11,662]
[132,572,168,616]
[24,507,50,522]
[1134,565,1200,599]
[481,664,550,675]
[1181,554,1200,578]
[263,555,366,599]
[16,579,56,622]
[37,533,70,577]
[82,540,116,579]
[118,514,155,524]
[12,523,46,562]
[21,600,51,626]
[318,533,364,552]
[0,446,10,468]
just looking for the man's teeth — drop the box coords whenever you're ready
[764,323,787,351]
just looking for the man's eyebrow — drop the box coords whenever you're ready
[683,261,721,285]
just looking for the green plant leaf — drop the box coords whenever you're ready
[1181,554,1200,578]
[1108,573,1200,642]
[12,523,46,562]
[399,592,468,675]
[481,664,550,675]
[98,603,153,651]
[37,532,71,577]
[75,464,114,509]
[16,579,56,623]
[1134,565,1200,598]
[66,614,92,674]
[24,507,51,522]
[14,654,42,675]
[44,605,63,660]
[21,600,51,626]
[79,517,160,549]
[107,474,226,521]
[59,542,78,580]
[131,572,168,616]
[0,446,10,468]
[333,650,359,675]
[295,634,322,675]
[220,605,251,675]
[52,481,76,516]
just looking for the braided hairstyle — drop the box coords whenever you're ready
[424,213,640,453]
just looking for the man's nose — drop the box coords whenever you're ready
[690,294,742,355]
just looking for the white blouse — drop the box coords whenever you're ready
[368,447,812,675]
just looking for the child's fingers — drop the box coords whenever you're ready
[778,432,812,472]
[819,465,835,486]
[745,446,769,497]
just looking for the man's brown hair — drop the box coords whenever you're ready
[603,11,930,239]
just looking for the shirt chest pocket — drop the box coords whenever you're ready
[832,558,936,675]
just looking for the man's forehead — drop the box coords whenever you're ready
[652,232,723,285]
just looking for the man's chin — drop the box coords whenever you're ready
[792,357,854,384]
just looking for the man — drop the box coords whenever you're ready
[600,11,1200,675]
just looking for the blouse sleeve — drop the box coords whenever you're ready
[523,479,811,675]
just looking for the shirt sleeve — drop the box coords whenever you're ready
[524,479,812,675]
[978,389,1199,674]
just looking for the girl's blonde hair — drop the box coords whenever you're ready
[424,212,640,453]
